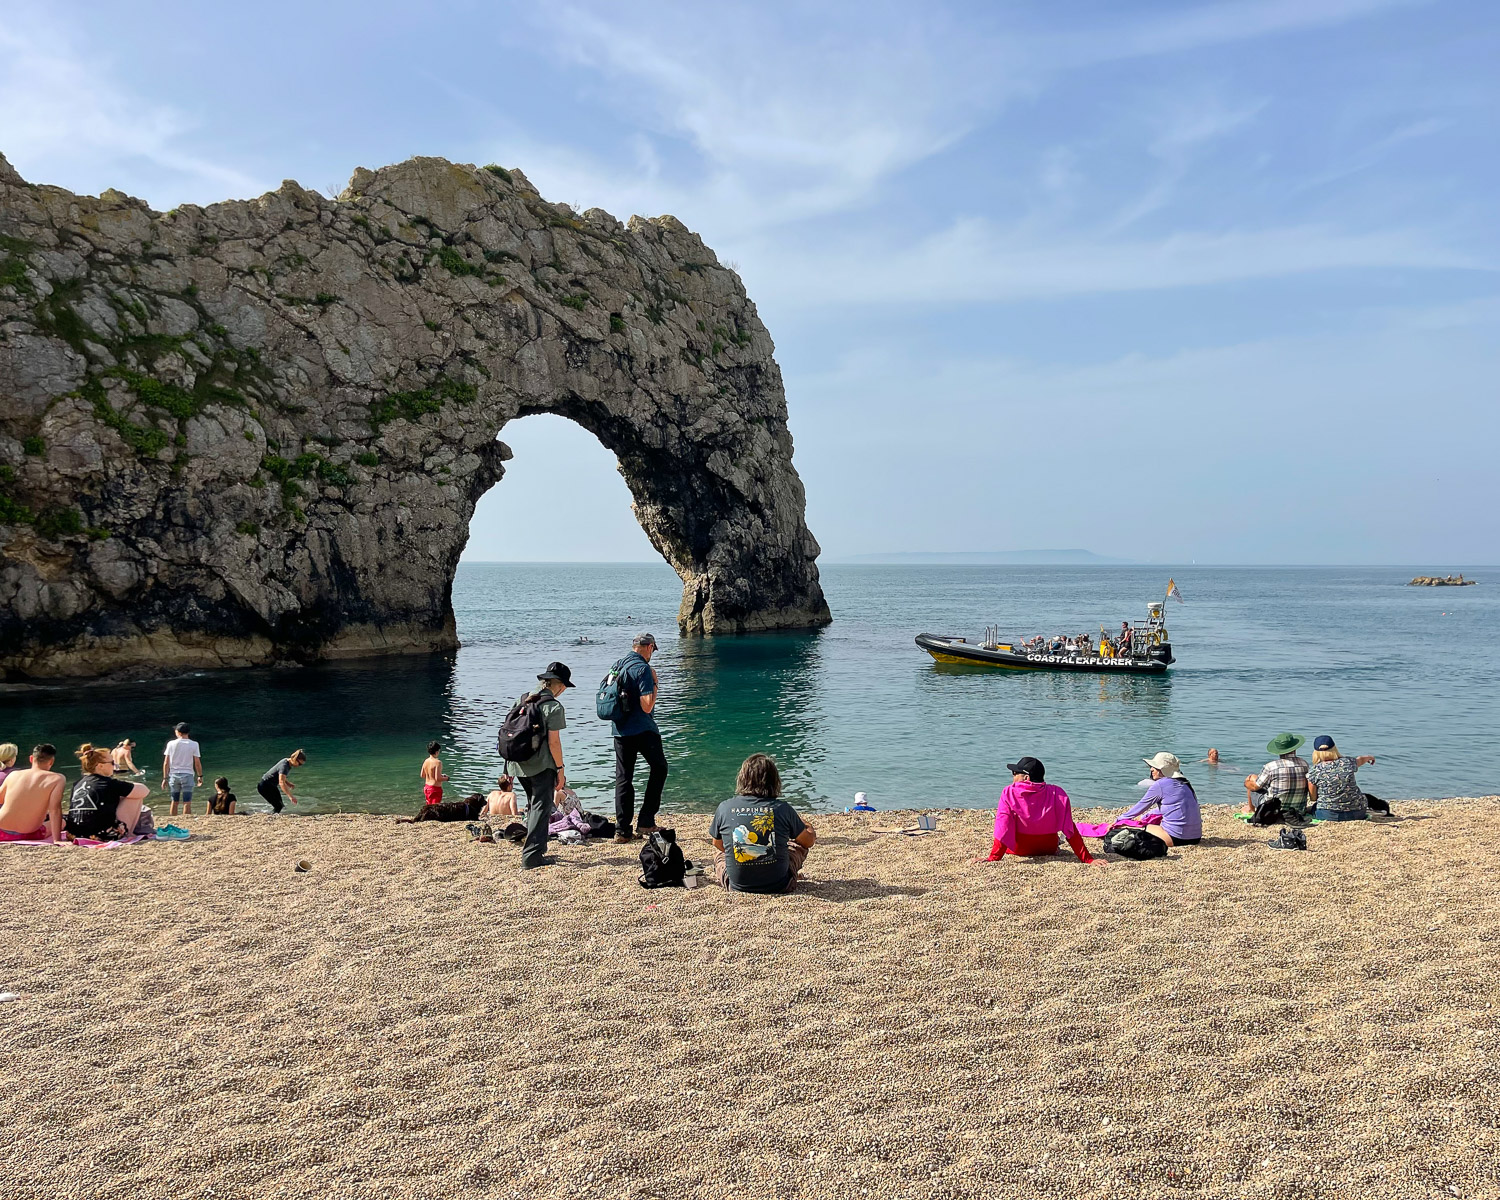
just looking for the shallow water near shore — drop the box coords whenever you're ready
[3,563,1496,814]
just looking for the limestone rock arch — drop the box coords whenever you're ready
[0,154,830,679]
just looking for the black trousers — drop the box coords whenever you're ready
[518,768,557,868]
[256,778,284,813]
[614,731,668,832]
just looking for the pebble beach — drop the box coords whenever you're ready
[3,800,1499,1200]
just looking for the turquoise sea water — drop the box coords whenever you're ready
[3,563,1495,816]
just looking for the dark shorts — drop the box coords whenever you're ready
[1172,836,1202,845]
[1315,808,1367,822]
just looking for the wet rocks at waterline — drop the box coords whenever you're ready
[0,153,829,680]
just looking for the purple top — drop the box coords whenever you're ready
[1121,776,1202,841]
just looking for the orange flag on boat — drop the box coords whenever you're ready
[1166,578,1184,603]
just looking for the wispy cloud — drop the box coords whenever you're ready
[0,7,260,203]
[746,218,1482,309]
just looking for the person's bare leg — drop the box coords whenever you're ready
[116,797,144,837]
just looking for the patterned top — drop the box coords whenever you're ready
[1307,756,1366,815]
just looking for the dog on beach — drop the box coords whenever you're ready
[396,793,488,823]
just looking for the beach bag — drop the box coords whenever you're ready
[638,829,687,889]
[497,691,549,763]
[1247,795,1284,826]
[1102,825,1168,860]
[132,806,156,838]
[595,657,634,723]
[582,811,617,839]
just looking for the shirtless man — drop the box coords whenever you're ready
[0,744,67,843]
[420,740,449,806]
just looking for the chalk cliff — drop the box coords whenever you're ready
[0,153,830,679]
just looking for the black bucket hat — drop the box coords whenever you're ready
[537,661,575,688]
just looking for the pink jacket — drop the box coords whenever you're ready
[989,780,1092,863]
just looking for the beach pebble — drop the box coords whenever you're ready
[0,992,18,1003]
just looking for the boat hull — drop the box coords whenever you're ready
[915,634,1172,675]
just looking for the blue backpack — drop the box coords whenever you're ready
[596,657,634,723]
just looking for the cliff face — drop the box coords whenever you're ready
[0,153,830,679]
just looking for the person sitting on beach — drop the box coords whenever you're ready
[112,739,142,776]
[482,774,521,818]
[67,744,149,841]
[0,744,66,843]
[0,743,18,786]
[978,756,1102,867]
[1306,735,1376,822]
[1242,733,1311,819]
[420,740,448,806]
[1115,753,1202,847]
[208,776,237,815]
[257,750,306,812]
[708,753,816,893]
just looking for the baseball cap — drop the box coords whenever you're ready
[633,632,658,648]
[1312,735,1335,751]
[1006,756,1045,781]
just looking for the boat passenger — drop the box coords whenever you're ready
[977,757,1102,868]
[1116,753,1202,846]
[1242,733,1310,819]
[1306,735,1376,822]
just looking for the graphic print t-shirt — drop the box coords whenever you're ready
[163,738,201,774]
[708,796,807,893]
[66,774,135,838]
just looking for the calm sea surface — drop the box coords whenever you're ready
[4,564,1495,815]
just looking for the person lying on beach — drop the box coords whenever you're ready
[482,775,521,818]
[0,744,66,843]
[1114,753,1201,847]
[67,744,148,841]
[0,743,18,786]
[709,753,816,893]
[208,777,237,815]
[977,756,1102,867]
[421,741,448,806]
[1306,735,1377,822]
[1242,733,1310,820]
[397,793,488,823]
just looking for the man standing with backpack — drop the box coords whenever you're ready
[499,661,573,870]
[601,633,668,843]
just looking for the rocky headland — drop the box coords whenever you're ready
[0,153,830,679]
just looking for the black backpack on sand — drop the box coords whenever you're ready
[497,691,549,763]
[1102,826,1169,861]
[1247,795,1285,826]
[638,829,690,889]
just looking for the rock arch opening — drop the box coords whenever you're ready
[464,415,656,563]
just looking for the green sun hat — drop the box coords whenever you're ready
[1266,732,1305,756]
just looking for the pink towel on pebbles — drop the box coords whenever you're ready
[1078,815,1160,838]
[8,835,147,848]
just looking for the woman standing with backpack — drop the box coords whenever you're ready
[499,661,573,870]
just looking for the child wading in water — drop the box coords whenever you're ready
[421,741,448,806]
[209,776,237,815]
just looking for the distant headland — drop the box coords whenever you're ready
[838,549,1134,565]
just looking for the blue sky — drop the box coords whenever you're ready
[3,0,1496,563]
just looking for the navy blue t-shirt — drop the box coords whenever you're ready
[610,651,659,738]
